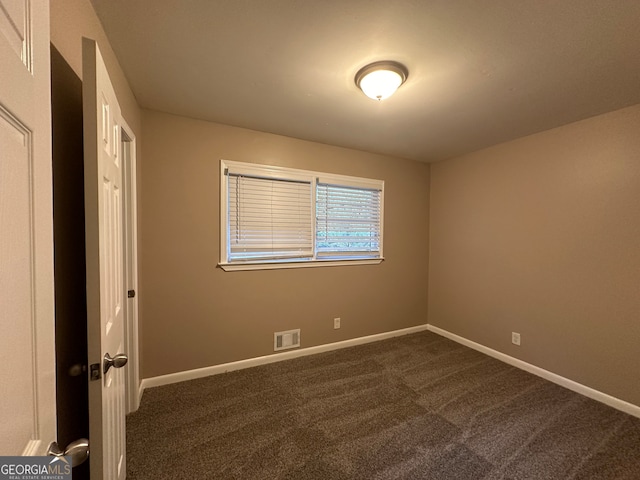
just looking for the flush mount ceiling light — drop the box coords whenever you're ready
[355,61,409,101]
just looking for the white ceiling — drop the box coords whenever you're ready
[91,0,640,162]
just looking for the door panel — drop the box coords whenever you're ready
[83,37,127,480]
[0,107,36,455]
[0,0,30,69]
[0,0,55,457]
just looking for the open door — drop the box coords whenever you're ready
[0,0,57,458]
[82,37,128,479]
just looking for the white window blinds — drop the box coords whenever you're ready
[316,183,382,258]
[228,174,313,261]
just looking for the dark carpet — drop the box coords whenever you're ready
[127,332,640,479]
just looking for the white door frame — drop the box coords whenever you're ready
[120,118,140,414]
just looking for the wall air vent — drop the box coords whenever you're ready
[274,329,301,351]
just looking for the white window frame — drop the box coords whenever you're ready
[219,160,384,271]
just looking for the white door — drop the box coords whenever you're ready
[0,0,56,457]
[82,38,127,480]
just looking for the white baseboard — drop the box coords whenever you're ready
[427,324,640,419]
[140,324,430,395]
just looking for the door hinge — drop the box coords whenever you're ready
[128,289,136,298]
[89,363,101,381]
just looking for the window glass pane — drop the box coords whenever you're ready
[316,183,381,258]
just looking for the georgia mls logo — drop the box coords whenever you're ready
[48,456,72,474]
[0,456,72,480]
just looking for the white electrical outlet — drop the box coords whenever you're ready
[512,332,521,346]
[334,317,341,329]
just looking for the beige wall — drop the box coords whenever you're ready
[429,104,640,406]
[140,110,430,378]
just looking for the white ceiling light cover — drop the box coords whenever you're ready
[355,61,408,100]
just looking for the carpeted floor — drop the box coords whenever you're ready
[127,332,640,479]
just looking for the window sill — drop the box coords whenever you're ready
[218,257,384,272]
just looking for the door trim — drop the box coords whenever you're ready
[121,117,140,414]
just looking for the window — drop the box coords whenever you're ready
[220,160,384,270]
[315,182,381,258]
